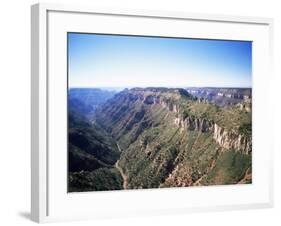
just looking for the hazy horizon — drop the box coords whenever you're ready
[68,86,252,89]
[68,33,252,88]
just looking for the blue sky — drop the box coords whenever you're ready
[68,33,252,88]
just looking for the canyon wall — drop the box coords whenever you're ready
[143,94,252,155]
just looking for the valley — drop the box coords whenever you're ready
[68,87,252,192]
[115,160,128,189]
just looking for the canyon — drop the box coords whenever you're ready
[68,87,252,191]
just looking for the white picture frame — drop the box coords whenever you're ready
[31,3,274,223]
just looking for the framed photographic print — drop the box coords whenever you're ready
[31,3,274,223]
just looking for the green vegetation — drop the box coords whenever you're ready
[180,101,251,131]
[69,144,110,172]
[202,150,251,185]
[69,126,120,165]
[68,108,121,191]
[239,123,252,137]
[181,101,219,120]
[69,168,123,192]
[215,107,251,131]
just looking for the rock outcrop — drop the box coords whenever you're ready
[174,115,214,133]
[213,124,251,154]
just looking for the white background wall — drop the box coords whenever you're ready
[0,0,280,225]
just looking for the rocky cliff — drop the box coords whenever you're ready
[213,124,251,155]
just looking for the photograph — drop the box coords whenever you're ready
[67,33,252,192]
